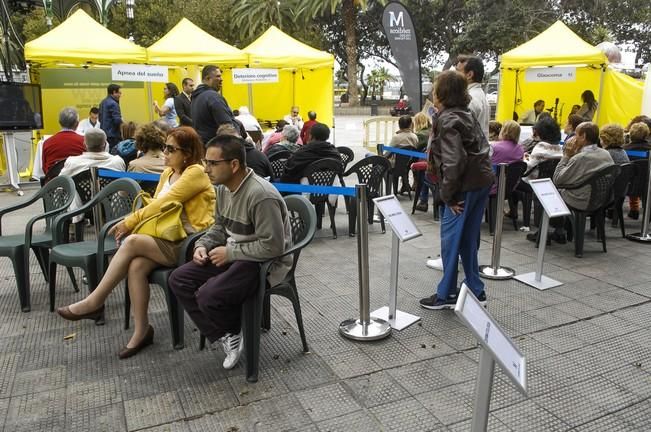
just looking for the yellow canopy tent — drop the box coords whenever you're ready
[24,10,149,135]
[147,18,248,66]
[222,26,335,130]
[146,18,248,113]
[496,21,609,125]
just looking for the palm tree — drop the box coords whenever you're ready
[299,0,386,107]
[230,0,305,43]
[372,66,393,100]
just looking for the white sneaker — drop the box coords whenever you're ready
[221,331,244,369]
[425,256,461,271]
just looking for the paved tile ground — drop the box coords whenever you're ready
[0,116,650,431]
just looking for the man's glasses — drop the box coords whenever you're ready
[292,111,299,115]
[202,158,233,167]
[163,144,183,153]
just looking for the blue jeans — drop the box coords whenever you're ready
[436,186,490,299]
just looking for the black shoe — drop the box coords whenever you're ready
[526,232,538,242]
[629,210,639,220]
[476,291,487,307]
[605,208,614,219]
[550,232,567,244]
[419,294,455,310]
[415,202,428,212]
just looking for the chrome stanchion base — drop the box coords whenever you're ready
[339,318,392,341]
[479,265,516,280]
[626,232,651,243]
[514,272,563,290]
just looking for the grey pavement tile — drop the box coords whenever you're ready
[251,393,314,431]
[274,351,338,392]
[176,378,238,418]
[16,343,67,372]
[414,383,473,425]
[587,313,643,336]
[427,353,479,385]
[296,383,361,423]
[396,334,457,361]
[0,397,8,432]
[227,367,290,405]
[513,335,557,360]
[551,301,604,320]
[369,397,447,431]
[447,415,513,432]
[140,421,191,432]
[0,352,17,399]
[344,370,411,408]
[459,374,527,411]
[560,320,619,345]
[612,302,651,327]
[320,347,383,379]
[187,405,258,432]
[435,326,480,351]
[530,327,587,354]
[387,359,455,396]
[65,402,127,432]
[316,410,382,432]
[572,414,639,432]
[601,364,651,399]
[492,399,569,432]
[358,336,422,369]
[66,377,122,414]
[575,376,641,414]
[11,365,66,396]
[526,306,578,328]
[614,399,651,430]
[124,391,186,431]
[4,388,67,431]
[625,281,651,298]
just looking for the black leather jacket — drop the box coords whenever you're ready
[430,107,495,204]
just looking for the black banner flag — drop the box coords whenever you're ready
[381,2,421,111]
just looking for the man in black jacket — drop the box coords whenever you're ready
[191,65,234,144]
[174,78,194,126]
[280,123,341,183]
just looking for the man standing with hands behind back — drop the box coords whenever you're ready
[99,84,123,152]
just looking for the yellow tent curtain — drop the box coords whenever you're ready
[24,10,146,66]
[494,21,648,127]
[146,18,248,66]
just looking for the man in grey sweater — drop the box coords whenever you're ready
[169,135,292,370]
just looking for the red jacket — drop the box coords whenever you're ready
[42,131,86,174]
[300,120,317,145]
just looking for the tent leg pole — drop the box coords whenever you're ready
[595,65,605,124]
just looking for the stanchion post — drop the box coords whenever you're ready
[626,153,651,242]
[480,164,515,279]
[339,184,391,341]
[471,348,496,432]
[388,232,399,320]
[534,213,549,282]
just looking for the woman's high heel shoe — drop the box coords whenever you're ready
[118,325,155,359]
[56,304,105,322]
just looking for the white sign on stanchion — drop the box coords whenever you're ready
[455,284,527,432]
[371,195,421,330]
[515,178,570,290]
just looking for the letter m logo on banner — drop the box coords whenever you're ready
[389,11,404,27]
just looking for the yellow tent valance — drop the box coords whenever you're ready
[501,21,607,69]
[24,10,146,66]
[146,18,248,66]
[244,26,334,69]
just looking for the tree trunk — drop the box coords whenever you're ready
[342,0,359,106]
[359,62,368,105]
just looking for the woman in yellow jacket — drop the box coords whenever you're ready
[57,126,216,359]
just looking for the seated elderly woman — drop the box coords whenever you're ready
[127,123,167,174]
[266,125,301,158]
[57,127,216,359]
[599,124,630,165]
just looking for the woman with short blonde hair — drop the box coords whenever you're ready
[600,124,629,165]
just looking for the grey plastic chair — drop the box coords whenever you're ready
[0,175,76,311]
[200,194,317,382]
[48,178,142,316]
